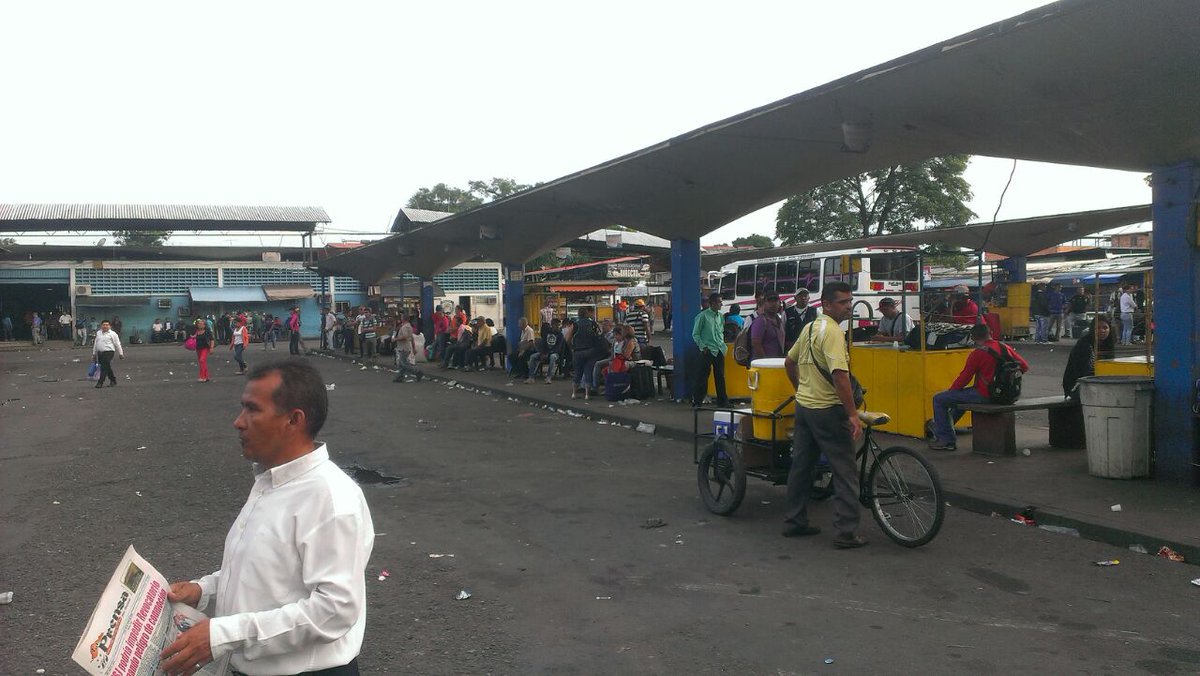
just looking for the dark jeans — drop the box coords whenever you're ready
[509,349,532,378]
[572,348,599,388]
[289,331,300,355]
[785,405,861,537]
[433,333,449,359]
[97,350,117,384]
[931,387,988,445]
[233,344,246,371]
[691,348,727,406]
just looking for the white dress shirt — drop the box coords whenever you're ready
[91,330,124,357]
[196,444,374,674]
[1119,292,1137,314]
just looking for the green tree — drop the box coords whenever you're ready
[406,177,537,214]
[731,234,774,248]
[113,230,171,246]
[775,155,975,244]
[406,183,484,213]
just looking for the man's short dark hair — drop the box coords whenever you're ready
[708,292,722,304]
[248,359,328,438]
[764,292,780,302]
[970,324,991,341]
[821,281,852,302]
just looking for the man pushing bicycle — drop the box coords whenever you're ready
[782,281,868,549]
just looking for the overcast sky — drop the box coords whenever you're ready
[0,1,1150,249]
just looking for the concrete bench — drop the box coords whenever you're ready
[958,396,1083,457]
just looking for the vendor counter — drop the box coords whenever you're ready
[1096,355,1154,377]
[708,342,752,400]
[850,343,972,438]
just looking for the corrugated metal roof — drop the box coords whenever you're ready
[0,204,330,232]
[401,208,452,224]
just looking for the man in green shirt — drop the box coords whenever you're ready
[782,281,867,549]
[691,292,729,407]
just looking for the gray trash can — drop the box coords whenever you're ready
[1077,376,1154,479]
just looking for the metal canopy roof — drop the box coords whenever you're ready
[0,204,330,233]
[700,205,1151,269]
[317,0,1199,284]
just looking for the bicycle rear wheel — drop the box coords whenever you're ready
[697,439,746,515]
[866,446,945,547]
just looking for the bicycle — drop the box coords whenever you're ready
[694,404,945,547]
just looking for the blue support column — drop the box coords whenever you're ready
[670,239,701,401]
[420,278,435,341]
[1150,161,1199,485]
[503,263,525,353]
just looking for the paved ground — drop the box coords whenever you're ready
[3,344,1199,674]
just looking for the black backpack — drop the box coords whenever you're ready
[985,344,1022,405]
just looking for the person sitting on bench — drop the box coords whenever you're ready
[1062,315,1116,401]
[928,324,1029,452]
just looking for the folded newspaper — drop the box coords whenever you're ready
[72,546,229,676]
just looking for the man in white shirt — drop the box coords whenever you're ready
[539,300,555,330]
[162,360,374,676]
[323,307,337,351]
[870,297,915,342]
[91,320,124,388]
[58,311,73,341]
[1119,285,1138,345]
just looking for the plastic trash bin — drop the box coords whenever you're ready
[1077,375,1154,479]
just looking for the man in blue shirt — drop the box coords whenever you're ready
[1045,283,1066,341]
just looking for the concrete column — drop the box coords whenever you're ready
[670,239,701,400]
[1150,161,1199,484]
[503,263,525,352]
[421,279,435,340]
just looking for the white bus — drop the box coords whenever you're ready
[712,247,923,322]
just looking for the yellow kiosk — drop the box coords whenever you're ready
[847,252,972,439]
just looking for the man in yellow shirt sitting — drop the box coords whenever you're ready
[782,281,867,549]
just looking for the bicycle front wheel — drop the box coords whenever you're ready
[866,446,945,547]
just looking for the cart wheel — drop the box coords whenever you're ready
[697,439,746,516]
[866,446,945,547]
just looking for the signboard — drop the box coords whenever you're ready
[607,263,644,280]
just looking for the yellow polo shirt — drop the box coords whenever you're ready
[786,314,849,409]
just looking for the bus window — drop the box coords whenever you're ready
[866,253,919,281]
[775,261,797,294]
[756,262,777,293]
[822,257,844,287]
[720,272,736,300]
[798,259,820,292]
[735,264,756,298]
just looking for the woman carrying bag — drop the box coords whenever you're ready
[229,317,249,375]
[193,318,213,382]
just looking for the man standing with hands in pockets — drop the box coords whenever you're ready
[782,281,867,549]
[161,360,374,675]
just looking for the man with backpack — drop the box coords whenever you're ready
[928,324,1029,451]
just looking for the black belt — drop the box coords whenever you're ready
[231,658,359,676]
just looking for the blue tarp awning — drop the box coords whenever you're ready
[1050,273,1125,286]
[188,286,268,303]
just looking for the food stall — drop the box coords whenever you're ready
[848,251,972,438]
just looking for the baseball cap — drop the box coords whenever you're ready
[634,299,646,307]
[879,297,896,306]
